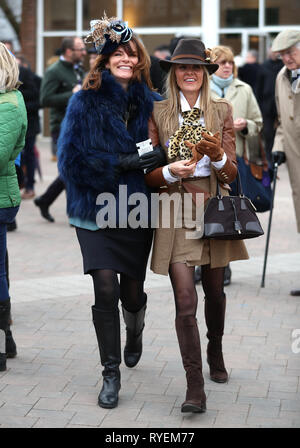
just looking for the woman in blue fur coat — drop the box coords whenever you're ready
[57,17,165,409]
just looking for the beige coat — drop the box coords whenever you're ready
[147,98,249,275]
[211,78,263,158]
[273,66,300,232]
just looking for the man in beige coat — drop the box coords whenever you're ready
[272,29,300,296]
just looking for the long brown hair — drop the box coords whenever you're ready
[157,65,216,135]
[83,34,153,90]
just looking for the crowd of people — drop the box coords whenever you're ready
[0,17,300,414]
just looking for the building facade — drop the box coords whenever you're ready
[1,0,299,135]
[1,0,299,74]
[34,0,300,76]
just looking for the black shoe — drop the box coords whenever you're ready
[122,298,147,368]
[224,265,232,286]
[7,220,17,232]
[0,300,11,371]
[194,266,202,284]
[91,306,121,408]
[34,197,55,222]
[290,290,300,296]
[6,329,17,358]
[98,369,121,408]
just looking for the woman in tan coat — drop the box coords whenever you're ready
[209,45,263,285]
[210,45,263,158]
[146,39,248,414]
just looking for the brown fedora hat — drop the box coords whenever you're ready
[160,38,219,75]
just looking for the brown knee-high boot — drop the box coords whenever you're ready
[175,315,206,413]
[204,294,228,383]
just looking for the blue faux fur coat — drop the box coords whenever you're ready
[58,70,161,222]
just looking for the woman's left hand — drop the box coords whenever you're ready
[193,131,224,162]
[233,118,247,132]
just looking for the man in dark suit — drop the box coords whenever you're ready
[16,55,42,199]
[256,49,283,164]
[34,36,86,222]
[238,49,261,96]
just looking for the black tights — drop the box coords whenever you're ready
[169,263,225,317]
[91,269,146,313]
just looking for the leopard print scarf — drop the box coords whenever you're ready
[168,107,212,161]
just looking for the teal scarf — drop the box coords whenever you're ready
[211,74,233,98]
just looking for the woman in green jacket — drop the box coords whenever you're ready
[0,42,27,371]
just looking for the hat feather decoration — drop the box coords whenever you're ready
[85,12,133,55]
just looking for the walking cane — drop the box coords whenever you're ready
[260,161,279,287]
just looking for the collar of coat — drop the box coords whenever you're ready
[66,70,159,155]
[97,69,156,120]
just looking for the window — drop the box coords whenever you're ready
[83,0,117,31]
[265,0,300,25]
[219,34,242,56]
[220,0,259,28]
[123,0,201,27]
[139,34,174,56]
[44,0,76,31]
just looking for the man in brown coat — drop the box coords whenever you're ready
[271,29,300,296]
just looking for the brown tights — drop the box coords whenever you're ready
[169,263,225,317]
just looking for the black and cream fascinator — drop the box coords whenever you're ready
[85,12,133,55]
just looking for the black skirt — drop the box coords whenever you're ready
[76,227,153,280]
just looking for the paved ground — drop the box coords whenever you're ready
[1,137,300,428]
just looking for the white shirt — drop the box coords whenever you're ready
[163,91,227,183]
[291,69,300,94]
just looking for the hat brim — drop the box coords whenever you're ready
[159,58,219,75]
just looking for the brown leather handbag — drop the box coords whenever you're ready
[203,171,264,240]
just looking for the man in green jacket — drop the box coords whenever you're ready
[34,36,86,222]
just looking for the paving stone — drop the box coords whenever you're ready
[2,141,299,428]
[214,409,248,426]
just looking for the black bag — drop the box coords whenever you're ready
[230,134,272,213]
[203,171,264,240]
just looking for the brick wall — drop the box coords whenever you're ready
[20,0,37,71]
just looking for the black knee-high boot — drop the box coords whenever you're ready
[91,306,121,408]
[0,299,11,371]
[122,294,147,368]
[4,253,17,358]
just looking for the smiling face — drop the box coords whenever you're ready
[174,64,204,96]
[105,41,139,88]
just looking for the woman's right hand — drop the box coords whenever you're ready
[168,160,196,178]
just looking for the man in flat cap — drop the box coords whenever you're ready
[271,29,300,296]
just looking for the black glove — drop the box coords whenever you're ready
[118,146,166,173]
[142,146,167,173]
[272,151,286,166]
[118,152,142,172]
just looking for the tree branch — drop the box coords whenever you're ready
[0,0,20,38]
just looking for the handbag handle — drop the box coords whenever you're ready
[216,168,244,197]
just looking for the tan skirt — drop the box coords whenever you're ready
[150,177,249,275]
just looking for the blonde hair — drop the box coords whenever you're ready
[210,45,238,78]
[0,42,19,92]
[158,65,216,135]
